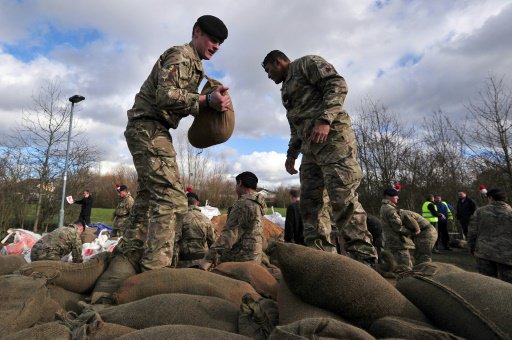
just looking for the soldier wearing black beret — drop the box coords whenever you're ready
[122,15,231,271]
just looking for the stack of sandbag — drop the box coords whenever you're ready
[0,254,27,275]
[0,275,55,336]
[81,226,98,244]
[238,293,279,340]
[275,242,429,330]
[17,251,111,294]
[369,316,465,339]
[396,271,512,339]
[116,325,250,339]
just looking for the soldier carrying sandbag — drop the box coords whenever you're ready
[30,222,84,263]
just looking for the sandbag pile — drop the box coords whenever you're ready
[2,240,511,340]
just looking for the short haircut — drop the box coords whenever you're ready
[289,188,300,198]
[261,50,290,68]
[235,171,258,190]
[487,188,507,201]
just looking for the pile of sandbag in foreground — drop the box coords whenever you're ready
[275,242,429,329]
[0,254,27,275]
[396,271,512,339]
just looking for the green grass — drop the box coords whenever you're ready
[90,208,115,225]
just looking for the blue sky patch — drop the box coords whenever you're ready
[396,52,423,67]
[3,23,102,62]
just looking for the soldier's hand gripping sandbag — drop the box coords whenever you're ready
[188,77,235,148]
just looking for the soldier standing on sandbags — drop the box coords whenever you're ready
[30,223,84,263]
[112,185,134,237]
[261,50,377,263]
[173,191,217,268]
[380,188,417,272]
[199,172,266,270]
[468,188,512,283]
[122,15,231,271]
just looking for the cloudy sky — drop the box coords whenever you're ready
[0,0,511,189]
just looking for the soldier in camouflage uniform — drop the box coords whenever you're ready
[468,188,512,283]
[380,188,417,272]
[112,185,134,237]
[174,191,217,268]
[30,223,84,263]
[261,50,377,262]
[399,209,438,264]
[123,15,230,271]
[199,172,266,270]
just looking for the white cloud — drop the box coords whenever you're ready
[0,0,511,188]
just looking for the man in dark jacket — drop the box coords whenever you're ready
[456,191,477,238]
[74,190,93,226]
[284,188,304,244]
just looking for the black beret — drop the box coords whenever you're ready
[196,15,228,42]
[186,191,199,201]
[118,185,128,192]
[383,188,399,197]
[236,171,258,190]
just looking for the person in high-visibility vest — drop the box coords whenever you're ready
[434,194,455,251]
[421,194,442,253]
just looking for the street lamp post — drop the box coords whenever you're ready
[58,95,85,227]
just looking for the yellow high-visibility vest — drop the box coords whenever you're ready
[442,201,454,220]
[422,201,438,223]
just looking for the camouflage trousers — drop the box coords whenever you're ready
[476,258,512,284]
[30,242,61,262]
[299,148,377,262]
[112,216,129,237]
[413,224,438,264]
[124,120,187,271]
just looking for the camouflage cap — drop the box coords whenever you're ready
[196,15,228,42]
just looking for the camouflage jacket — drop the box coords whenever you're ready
[127,43,204,129]
[33,226,83,263]
[468,201,512,265]
[175,205,217,262]
[281,55,353,158]
[114,193,134,219]
[206,192,267,263]
[380,199,415,249]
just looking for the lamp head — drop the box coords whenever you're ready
[69,95,85,103]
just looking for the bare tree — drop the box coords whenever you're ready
[450,75,512,192]
[354,98,416,211]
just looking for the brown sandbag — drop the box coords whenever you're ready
[0,254,27,275]
[0,275,49,336]
[238,294,279,340]
[91,253,138,304]
[113,267,261,305]
[100,293,239,332]
[48,285,86,314]
[269,317,376,340]
[116,324,250,340]
[188,78,235,148]
[38,298,64,323]
[369,316,464,340]
[18,251,111,293]
[212,261,279,299]
[277,279,346,325]
[396,271,512,340]
[89,323,137,340]
[1,322,71,340]
[276,242,428,329]
[81,227,97,243]
[89,322,136,340]
[407,261,466,277]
